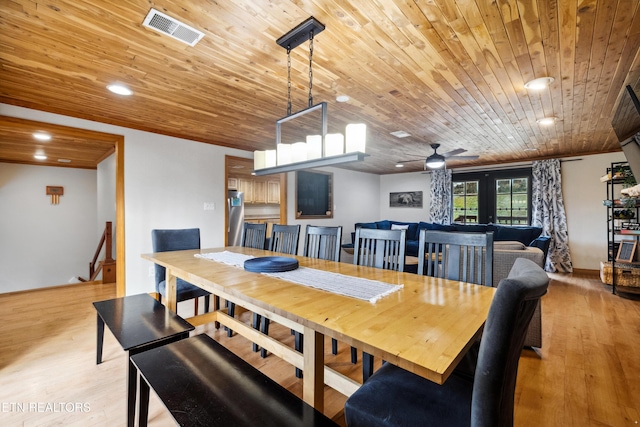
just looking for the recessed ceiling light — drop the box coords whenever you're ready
[537,117,556,126]
[524,77,554,90]
[107,84,133,96]
[390,131,411,138]
[58,159,71,163]
[33,132,51,141]
[34,154,47,160]
[395,163,404,168]
[336,95,350,103]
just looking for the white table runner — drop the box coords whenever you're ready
[196,251,403,303]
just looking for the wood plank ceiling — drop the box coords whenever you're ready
[1,0,639,173]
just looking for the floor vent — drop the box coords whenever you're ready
[142,9,204,47]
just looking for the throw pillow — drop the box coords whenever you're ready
[391,224,409,230]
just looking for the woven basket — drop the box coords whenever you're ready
[600,262,640,287]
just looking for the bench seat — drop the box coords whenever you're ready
[130,333,338,427]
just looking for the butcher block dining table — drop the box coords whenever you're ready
[142,246,495,411]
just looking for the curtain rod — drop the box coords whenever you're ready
[447,158,582,174]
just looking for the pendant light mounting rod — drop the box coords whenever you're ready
[276,17,325,50]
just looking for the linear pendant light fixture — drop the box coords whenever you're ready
[253,17,368,176]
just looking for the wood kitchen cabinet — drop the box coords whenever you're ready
[238,179,253,203]
[231,176,280,205]
[253,180,267,204]
[267,180,280,204]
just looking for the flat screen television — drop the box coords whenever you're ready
[612,84,640,180]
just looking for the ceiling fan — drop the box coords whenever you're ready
[397,143,479,169]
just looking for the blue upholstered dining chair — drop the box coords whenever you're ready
[151,228,211,315]
[353,227,406,381]
[344,257,549,427]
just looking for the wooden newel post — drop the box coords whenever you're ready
[102,221,117,283]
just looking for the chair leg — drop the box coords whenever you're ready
[96,314,104,364]
[351,346,358,364]
[252,313,261,352]
[204,295,210,313]
[294,332,303,378]
[213,296,220,329]
[260,318,270,358]
[362,352,374,382]
[227,302,235,337]
[194,298,199,315]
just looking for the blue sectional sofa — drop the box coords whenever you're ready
[342,220,551,260]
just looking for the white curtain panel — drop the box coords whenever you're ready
[532,159,573,272]
[429,168,452,224]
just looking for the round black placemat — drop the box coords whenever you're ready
[244,256,299,273]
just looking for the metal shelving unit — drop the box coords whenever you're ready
[603,161,640,294]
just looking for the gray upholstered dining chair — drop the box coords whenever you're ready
[151,228,211,316]
[417,229,494,287]
[344,257,549,427]
[256,224,301,358]
[353,227,406,381]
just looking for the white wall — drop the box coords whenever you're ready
[379,171,431,221]
[96,153,116,278]
[0,163,97,292]
[1,103,251,295]
[287,167,381,251]
[562,152,626,270]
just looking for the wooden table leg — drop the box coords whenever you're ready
[127,356,137,427]
[302,326,324,411]
[165,270,178,312]
[96,314,104,364]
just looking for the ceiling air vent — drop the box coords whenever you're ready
[142,9,204,47]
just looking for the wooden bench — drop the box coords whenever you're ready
[130,333,339,427]
[93,293,194,427]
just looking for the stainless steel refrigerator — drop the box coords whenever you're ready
[228,190,244,246]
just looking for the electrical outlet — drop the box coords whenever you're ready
[148,266,154,277]
[204,202,215,211]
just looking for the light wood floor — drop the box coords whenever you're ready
[0,272,638,426]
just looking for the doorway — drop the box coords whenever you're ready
[224,156,287,245]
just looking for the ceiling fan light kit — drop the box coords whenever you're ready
[253,17,368,176]
[425,155,446,169]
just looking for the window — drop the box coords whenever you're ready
[452,168,532,225]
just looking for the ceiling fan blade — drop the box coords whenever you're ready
[396,158,424,164]
[442,148,467,158]
[446,155,479,161]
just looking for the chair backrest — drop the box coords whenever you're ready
[269,224,301,255]
[151,228,201,290]
[471,257,549,427]
[417,229,494,286]
[353,228,406,271]
[242,222,267,249]
[302,225,342,261]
